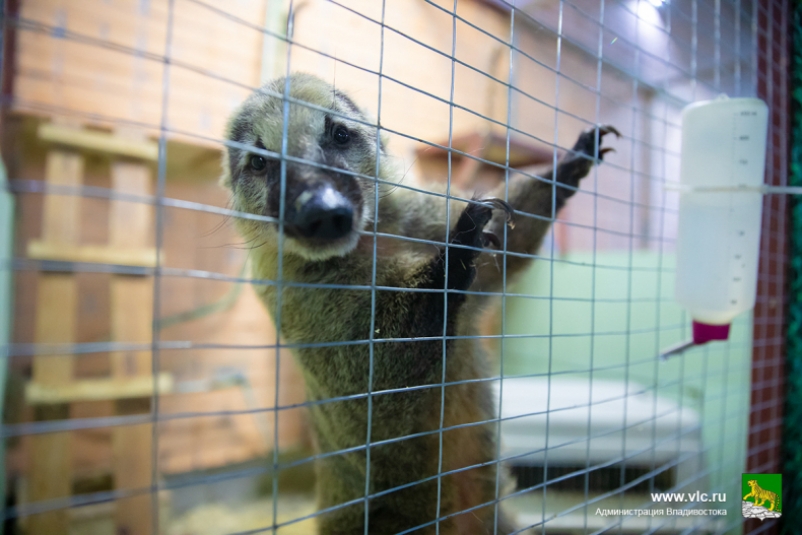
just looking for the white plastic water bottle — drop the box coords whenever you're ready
[674,96,769,344]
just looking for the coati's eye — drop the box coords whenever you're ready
[332,125,350,146]
[249,155,267,171]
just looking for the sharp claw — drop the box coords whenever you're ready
[482,231,501,249]
[480,198,515,228]
[598,124,621,138]
[575,125,619,161]
[480,198,512,214]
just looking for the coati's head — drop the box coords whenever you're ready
[222,73,391,261]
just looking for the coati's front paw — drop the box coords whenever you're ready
[553,124,620,194]
[572,124,620,162]
[452,198,512,252]
[439,198,513,291]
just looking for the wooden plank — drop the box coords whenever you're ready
[29,406,71,534]
[29,150,83,535]
[112,399,153,535]
[32,275,77,386]
[25,373,173,404]
[111,277,155,378]
[41,150,83,246]
[38,123,159,161]
[110,155,154,535]
[27,240,159,267]
[110,160,154,378]
[110,161,152,249]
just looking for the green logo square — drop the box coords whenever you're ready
[742,473,782,517]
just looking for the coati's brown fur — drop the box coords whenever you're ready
[221,73,618,534]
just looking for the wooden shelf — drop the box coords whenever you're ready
[38,123,159,161]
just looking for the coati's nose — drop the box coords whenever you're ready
[291,186,354,240]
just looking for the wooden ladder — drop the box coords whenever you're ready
[26,123,171,535]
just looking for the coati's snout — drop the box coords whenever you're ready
[221,73,393,261]
[275,160,362,247]
[287,185,354,241]
[237,154,366,259]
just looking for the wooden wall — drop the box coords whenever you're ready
[13,0,266,145]
[12,0,660,256]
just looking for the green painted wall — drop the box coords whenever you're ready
[0,160,10,535]
[499,250,752,526]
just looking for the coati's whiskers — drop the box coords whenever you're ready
[245,241,268,251]
[201,198,236,238]
[379,154,416,200]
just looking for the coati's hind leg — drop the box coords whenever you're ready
[473,124,620,291]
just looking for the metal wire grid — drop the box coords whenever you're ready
[744,1,790,534]
[0,0,785,534]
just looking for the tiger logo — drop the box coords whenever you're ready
[743,479,781,512]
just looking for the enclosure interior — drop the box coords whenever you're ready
[0,0,788,534]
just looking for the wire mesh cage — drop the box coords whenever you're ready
[0,0,791,534]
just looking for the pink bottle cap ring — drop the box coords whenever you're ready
[692,321,730,344]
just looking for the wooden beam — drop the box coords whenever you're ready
[25,373,173,404]
[38,123,159,161]
[27,240,159,267]
[29,404,72,533]
[110,155,155,535]
[41,150,83,245]
[32,276,77,387]
[110,161,154,377]
[29,150,83,535]
[112,399,154,535]
[110,161,152,250]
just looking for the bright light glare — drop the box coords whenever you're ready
[647,0,666,6]
[637,1,663,24]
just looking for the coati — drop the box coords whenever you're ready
[221,72,618,534]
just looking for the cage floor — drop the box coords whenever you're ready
[166,494,316,535]
[59,491,727,535]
